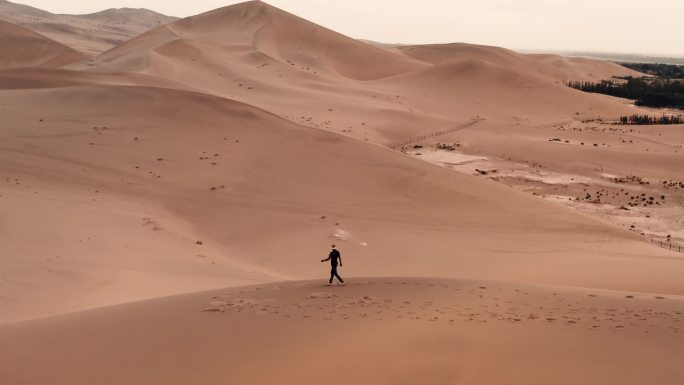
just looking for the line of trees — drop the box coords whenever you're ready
[619,63,684,79]
[618,114,683,125]
[567,78,684,109]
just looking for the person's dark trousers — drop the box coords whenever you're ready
[329,265,344,284]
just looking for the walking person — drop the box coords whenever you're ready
[321,244,344,286]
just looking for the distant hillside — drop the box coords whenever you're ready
[73,7,178,28]
[0,0,178,55]
[520,49,684,66]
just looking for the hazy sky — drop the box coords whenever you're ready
[15,0,684,56]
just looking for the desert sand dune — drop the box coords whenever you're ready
[77,7,177,27]
[82,0,435,146]
[395,43,642,82]
[1,1,683,383]
[530,53,644,80]
[0,66,190,90]
[94,1,426,80]
[0,19,86,69]
[0,278,682,385]
[75,1,646,150]
[1,83,681,323]
[372,58,634,122]
[0,0,177,55]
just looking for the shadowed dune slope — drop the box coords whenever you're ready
[0,19,87,69]
[0,0,178,55]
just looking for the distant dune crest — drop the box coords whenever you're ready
[0,0,178,55]
[0,19,86,69]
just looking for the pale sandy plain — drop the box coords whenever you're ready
[0,1,683,384]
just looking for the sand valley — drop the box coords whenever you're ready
[0,1,682,384]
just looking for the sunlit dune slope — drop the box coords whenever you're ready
[74,1,645,148]
[0,278,682,385]
[1,83,681,323]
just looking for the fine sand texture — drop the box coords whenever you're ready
[1,278,682,385]
[1,84,682,324]
[1,1,683,384]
